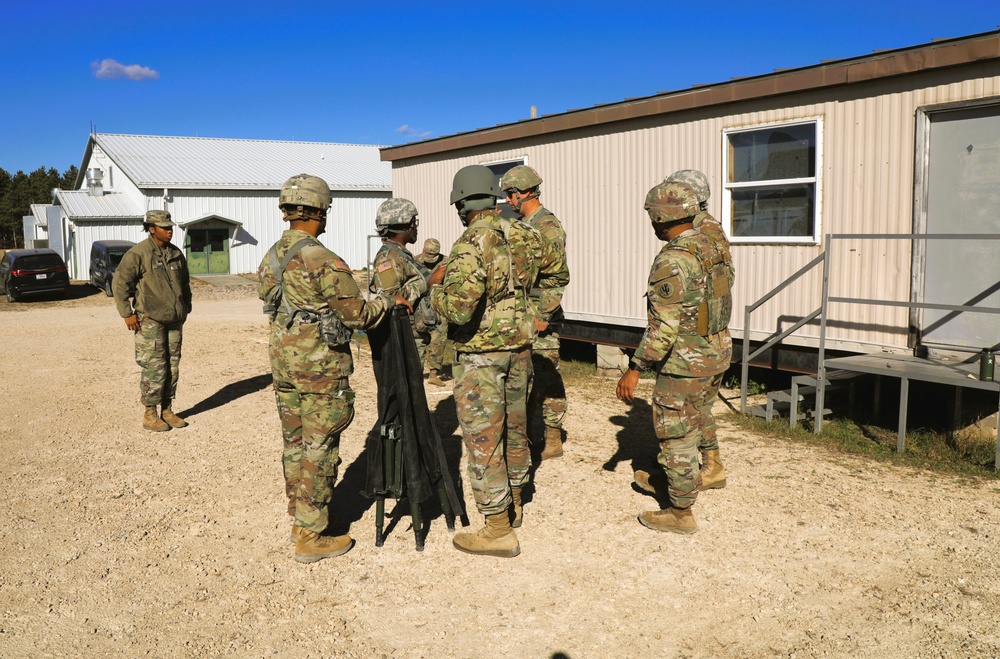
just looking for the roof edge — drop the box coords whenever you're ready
[380,29,1000,162]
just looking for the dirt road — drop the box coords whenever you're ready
[1,282,998,658]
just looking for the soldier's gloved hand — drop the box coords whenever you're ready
[393,294,413,314]
[428,265,445,287]
[124,314,141,333]
[616,368,640,403]
[535,318,549,333]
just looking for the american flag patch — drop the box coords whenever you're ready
[333,260,351,272]
[377,262,393,272]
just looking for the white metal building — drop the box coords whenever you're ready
[41,134,391,281]
[381,30,1000,365]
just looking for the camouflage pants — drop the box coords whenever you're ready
[651,372,724,509]
[273,376,355,533]
[412,326,432,366]
[424,321,448,371]
[134,317,183,407]
[452,348,532,516]
[529,347,567,430]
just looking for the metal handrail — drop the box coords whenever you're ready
[740,252,826,413]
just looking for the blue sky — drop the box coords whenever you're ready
[1,1,997,174]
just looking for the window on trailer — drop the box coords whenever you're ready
[484,159,525,220]
[723,119,821,244]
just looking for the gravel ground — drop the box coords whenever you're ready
[1,280,998,658]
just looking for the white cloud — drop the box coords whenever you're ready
[91,58,160,81]
[395,124,432,139]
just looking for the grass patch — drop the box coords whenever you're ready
[726,412,999,478]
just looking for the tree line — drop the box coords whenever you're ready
[0,166,79,249]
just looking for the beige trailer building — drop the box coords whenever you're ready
[381,30,1000,370]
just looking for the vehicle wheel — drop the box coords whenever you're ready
[105,279,113,297]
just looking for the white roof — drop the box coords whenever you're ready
[30,204,51,226]
[88,134,391,192]
[54,189,142,219]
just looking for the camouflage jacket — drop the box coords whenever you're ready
[113,235,192,324]
[431,209,569,354]
[258,229,393,387]
[631,227,732,377]
[693,210,735,287]
[371,240,429,306]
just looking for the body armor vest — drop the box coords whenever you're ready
[669,231,732,336]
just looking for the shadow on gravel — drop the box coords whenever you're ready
[177,373,272,418]
[603,397,657,473]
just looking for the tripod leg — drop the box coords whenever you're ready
[438,486,456,532]
[375,497,385,547]
[409,499,424,551]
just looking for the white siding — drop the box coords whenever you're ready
[391,63,1000,353]
[69,221,145,280]
[161,189,389,274]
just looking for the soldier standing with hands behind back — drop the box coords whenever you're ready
[258,174,409,564]
[113,209,192,432]
[616,181,732,535]
[500,165,569,460]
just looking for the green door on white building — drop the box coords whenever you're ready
[186,228,230,275]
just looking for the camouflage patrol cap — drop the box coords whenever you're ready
[145,210,175,227]
[500,165,542,192]
[665,169,710,205]
[375,198,418,234]
[644,181,700,223]
[279,173,332,213]
[418,238,442,265]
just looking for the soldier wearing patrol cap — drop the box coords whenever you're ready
[663,169,735,491]
[429,164,568,557]
[113,209,192,433]
[616,180,733,535]
[416,238,449,385]
[500,165,570,461]
[257,174,410,564]
[370,198,438,368]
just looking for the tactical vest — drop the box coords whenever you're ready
[669,231,732,337]
[262,237,353,348]
[370,241,439,332]
[449,216,534,346]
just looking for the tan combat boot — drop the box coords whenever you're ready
[638,506,697,535]
[290,524,305,544]
[633,469,668,496]
[294,530,354,563]
[510,487,523,529]
[427,369,446,386]
[160,405,189,429]
[452,512,520,558]
[143,406,170,432]
[540,426,564,460]
[699,449,727,490]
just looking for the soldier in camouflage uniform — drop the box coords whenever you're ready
[616,181,732,535]
[113,210,192,432]
[370,198,438,366]
[500,165,569,461]
[417,238,449,385]
[654,169,735,491]
[429,165,569,558]
[258,174,409,563]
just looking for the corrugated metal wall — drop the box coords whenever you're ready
[70,221,145,280]
[162,190,389,274]
[391,64,1000,353]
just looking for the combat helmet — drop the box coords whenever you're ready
[450,165,499,221]
[279,173,332,221]
[644,181,700,224]
[665,169,710,208]
[375,198,419,236]
[500,165,542,214]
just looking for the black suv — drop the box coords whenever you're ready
[89,240,135,296]
[0,249,72,302]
